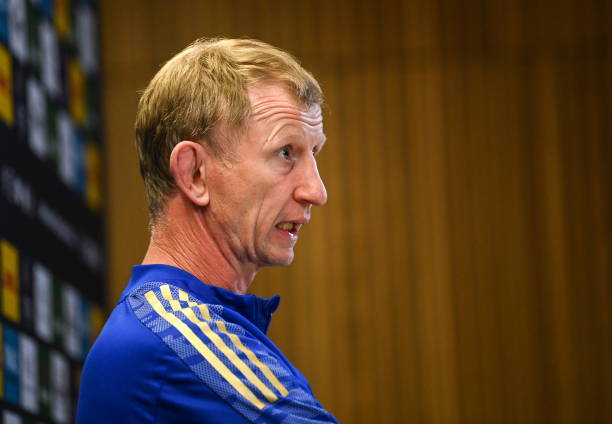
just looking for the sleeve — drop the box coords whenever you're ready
[128,283,338,423]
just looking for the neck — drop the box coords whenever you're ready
[142,195,257,294]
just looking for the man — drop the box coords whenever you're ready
[76,38,338,423]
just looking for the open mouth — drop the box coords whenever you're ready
[275,222,301,235]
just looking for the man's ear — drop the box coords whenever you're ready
[169,141,209,207]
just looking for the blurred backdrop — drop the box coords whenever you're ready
[101,1,611,422]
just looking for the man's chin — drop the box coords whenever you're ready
[258,248,295,267]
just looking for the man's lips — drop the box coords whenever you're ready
[275,219,308,234]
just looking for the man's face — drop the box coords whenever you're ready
[204,82,327,268]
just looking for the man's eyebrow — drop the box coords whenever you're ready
[319,134,327,147]
[314,134,327,154]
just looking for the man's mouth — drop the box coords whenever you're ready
[275,222,301,234]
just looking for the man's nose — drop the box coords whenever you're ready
[294,160,327,206]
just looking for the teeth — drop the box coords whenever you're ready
[277,222,294,231]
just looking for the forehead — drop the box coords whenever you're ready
[247,82,323,129]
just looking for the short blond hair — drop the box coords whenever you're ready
[135,38,323,223]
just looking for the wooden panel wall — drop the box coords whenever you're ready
[101,1,612,422]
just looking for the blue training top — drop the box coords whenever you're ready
[76,264,338,423]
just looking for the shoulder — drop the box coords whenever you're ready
[127,283,287,413]
[77,288,178,423]
[126,282,338,423]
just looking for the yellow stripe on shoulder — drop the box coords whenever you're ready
[160,285,182,312]
[216,320,289,397]
[144,290,266,410]
[157,285,279,403]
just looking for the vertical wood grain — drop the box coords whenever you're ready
[102,1,612,422]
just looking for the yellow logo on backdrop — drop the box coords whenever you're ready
[0,45,14,125]
[55,0,70,39]
[68,59,86,125]
[1,240,20,323]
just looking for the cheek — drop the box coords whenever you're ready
[258,185,293,224]
[209,172,249,224]
[220,188,251,222]
[218,177,265,228]
[246,185,289,240]
[211,162,285,232]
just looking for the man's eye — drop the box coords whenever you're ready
[279,146,292,160]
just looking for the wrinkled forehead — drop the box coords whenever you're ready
[247,82,323,128]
